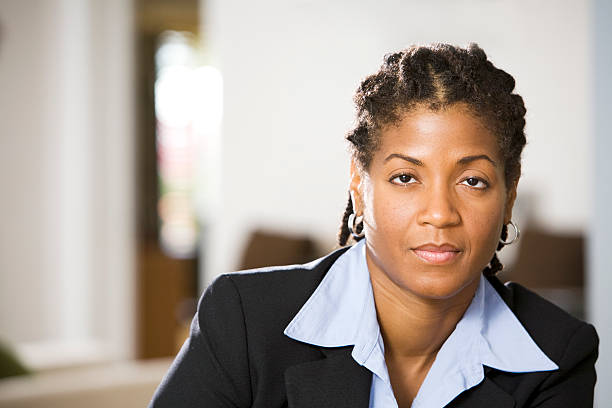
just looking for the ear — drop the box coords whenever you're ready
[503,179,518,225]
[349,158,364,215]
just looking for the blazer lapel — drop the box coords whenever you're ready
[284,346,372,408]
[449,368,515,408]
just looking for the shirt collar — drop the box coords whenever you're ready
[283,239,558,377]
[283,239,386,381]
[283,239,377,348]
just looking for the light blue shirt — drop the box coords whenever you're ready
[283,239,559,408]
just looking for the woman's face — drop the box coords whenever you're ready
[351,104,517,300]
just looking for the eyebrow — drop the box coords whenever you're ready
[384,153,497,167]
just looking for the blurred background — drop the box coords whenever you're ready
[0,0,610,406]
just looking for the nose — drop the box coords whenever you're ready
[417,183,461,228]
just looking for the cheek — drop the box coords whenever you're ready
[463,202,504,264]
[363,184,414,239]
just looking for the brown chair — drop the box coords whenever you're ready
[238,229,320,270]
[499,228,584,319]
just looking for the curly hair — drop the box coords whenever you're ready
[337,43,526,276]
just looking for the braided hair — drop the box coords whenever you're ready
[337,43,526,276]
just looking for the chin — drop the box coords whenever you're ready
[406,272,479,300]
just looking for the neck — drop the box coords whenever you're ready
[366,251,479,362]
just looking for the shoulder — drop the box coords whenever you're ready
[149,247,351,407]
[211,245,348,304]
[484,277,600,405]
[220,244,348,290]
[488,276,599,368]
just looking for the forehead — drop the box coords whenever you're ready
[376,105,500,162]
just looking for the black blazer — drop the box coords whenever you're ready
[149,246,599,408]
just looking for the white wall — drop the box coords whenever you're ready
[0,0,135,367]
[202,0,592,280]
[0,0,55,344]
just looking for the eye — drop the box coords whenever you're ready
[390,173,418,186]
[461,177,489,190]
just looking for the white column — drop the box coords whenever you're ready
[588,0,612,406]
[53,0,94,342]
[88,0,137,361]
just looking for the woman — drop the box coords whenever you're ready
[149,43,598,407]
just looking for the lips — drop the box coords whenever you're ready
[412,243,461,265]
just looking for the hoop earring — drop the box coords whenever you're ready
[348,213,365,239]
[500,220,520,245]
